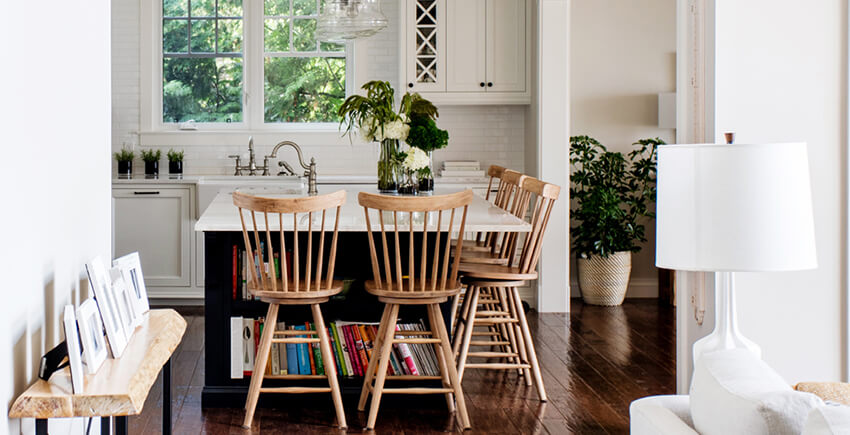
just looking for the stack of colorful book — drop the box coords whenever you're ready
[229,318,442,378]
[231,244,292,301]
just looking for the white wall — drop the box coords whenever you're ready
[569,0,677,298]
[111,0,526,177]
[708,0,846,383]
[1,1,113,434]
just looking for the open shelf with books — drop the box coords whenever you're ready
[202,231,447,408]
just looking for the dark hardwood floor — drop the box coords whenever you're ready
[133,300,675,434]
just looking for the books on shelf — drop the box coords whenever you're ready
[229,318,442,379]
[441,160,485,178]
[231,244,292,301]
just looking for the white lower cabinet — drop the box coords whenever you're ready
[112,186,198,298]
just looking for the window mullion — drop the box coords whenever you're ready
[247,0,265,129]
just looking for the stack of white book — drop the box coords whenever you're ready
[440,160,486,178]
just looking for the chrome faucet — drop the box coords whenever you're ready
[265,140,318,195]
[228,136,260,175]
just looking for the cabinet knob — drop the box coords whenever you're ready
[480,82,485,88]
[408,83,414,88]
[487,82,493,87]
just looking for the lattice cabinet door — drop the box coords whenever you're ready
[404,0,447,92]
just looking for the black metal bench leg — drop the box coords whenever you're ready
[101,416,111,435]
[35,419,47,435]
[163,357,172,435]
[115,416,128,435]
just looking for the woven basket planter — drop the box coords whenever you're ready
[577,251,632,306]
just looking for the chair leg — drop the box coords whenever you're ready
[430,304,471,430]
[427,302,456,414]
[452,285,475,356]
[505,288,532,385]
[456,286,480,383]
[449,293,461,334]
[366,304,399,431]
[311,304,347,429]
[510,287,547,401]
[499,286,524,377]
[243,303,279,428]
[358,304,392,411]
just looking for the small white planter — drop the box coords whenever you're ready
[577,251,632,306]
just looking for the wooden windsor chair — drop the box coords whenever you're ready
[453,177,561,402]
[452,165,506,254]
[449,170,532,380]
[232,189,347,430]
[356,190,473,431]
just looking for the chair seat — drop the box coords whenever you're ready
[458,250,510,265]
[364,280,463,300]
[451,239,493,253]
[249,279,344,302]
[458,263,538,281]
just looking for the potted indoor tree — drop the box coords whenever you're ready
[141,149,162,177]
[167,149,184,175]
[570,136,662,306]
[114,149,134,177]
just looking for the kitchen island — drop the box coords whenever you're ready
[195,186,530,407]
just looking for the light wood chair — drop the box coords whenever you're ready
[233,189,347,430]
[453,177,561,402]
[357,190,473,431]
[453,165,505,254]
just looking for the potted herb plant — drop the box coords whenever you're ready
[114,149,134,177]
[338,81,439,193]
[570,136,662,306]
[167,149,184,175]
[405,114,449,193]
[141,149,162,176]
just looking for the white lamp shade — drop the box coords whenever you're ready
[656,142,817,272]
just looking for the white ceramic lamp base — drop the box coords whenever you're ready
[692,271,762,363]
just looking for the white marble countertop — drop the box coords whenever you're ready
[195,186,529,233]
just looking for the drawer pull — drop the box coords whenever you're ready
[134,191,160,195]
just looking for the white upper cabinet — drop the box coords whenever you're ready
[486,0,526,93]
[446,0,487,92]
[401,0,530,105]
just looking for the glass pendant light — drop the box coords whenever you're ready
[316,0,388,42]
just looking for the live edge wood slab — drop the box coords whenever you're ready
[10,309,186,419]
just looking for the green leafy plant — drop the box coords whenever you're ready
[570,135,662,258]
[337,80,439,141]
[114,149,134,163]
[140,149,162,163]
[167,149,184,162]
[406,115,449,153]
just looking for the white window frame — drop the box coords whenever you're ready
[140,0,370,144]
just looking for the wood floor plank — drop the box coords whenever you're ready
[126,300,674,434]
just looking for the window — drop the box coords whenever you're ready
[162,0,244,123]
[263,0,346,123]
[156,0,349,128]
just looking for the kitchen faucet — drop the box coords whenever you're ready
[265,140,318,196]
[228,136,260,175]
[228,137,318,195]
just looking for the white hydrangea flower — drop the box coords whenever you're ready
[359,116,376,141]
[382,120,410,141]
[403,147,430,171]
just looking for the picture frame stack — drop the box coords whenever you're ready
[62,252,150,393]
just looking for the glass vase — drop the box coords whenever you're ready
[398,169,419,195]
[418,151,435,193]
[377,138,399,193]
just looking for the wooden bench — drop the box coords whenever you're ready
[9,309,186,435]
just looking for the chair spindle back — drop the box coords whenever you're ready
[359,190,474,294]
[516,178,561,273]
[232,190,346,294]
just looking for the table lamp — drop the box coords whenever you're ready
[656,142,817,361]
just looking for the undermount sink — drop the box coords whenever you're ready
[197,175,306,216]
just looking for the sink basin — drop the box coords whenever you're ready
[197,175,305,216]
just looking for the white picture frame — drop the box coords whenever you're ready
[63,305,84,394]
[86,256,128,358]
[110,268,139,334]
[76,299,108,375]
[113,252,150,319]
